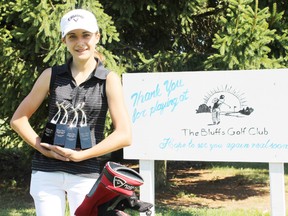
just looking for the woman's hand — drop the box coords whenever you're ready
[39,143,83,162]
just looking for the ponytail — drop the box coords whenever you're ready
[94,50,105,62]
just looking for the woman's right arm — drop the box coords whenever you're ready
[10,68,68,161]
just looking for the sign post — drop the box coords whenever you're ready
[269,163,286,216]
[123,69,288,215]
[139,160,155,216]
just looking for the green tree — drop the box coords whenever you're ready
[100,0,223,72]
[100,0,288,72]
[205,0,288,69]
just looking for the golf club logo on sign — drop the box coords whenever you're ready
[196,85,254,126]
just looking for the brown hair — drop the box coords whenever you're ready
[94,50,105,62]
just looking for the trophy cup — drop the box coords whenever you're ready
[78,102,92,149]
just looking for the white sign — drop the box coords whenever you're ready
[123,69,288,162]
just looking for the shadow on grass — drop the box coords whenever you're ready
[154,161,272,209]
[175,174,268,201]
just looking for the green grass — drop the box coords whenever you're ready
[210,162,288,190]
[23,205,261,216]
[152,207,270,216]
[0,206,270,216]
[210,164,269,184]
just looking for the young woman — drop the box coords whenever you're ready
[10,9,132,216]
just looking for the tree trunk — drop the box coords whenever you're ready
[155,160,167,189]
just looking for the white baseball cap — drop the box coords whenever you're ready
[60,9,99,38]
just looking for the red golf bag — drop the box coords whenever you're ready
[75,161,153,216]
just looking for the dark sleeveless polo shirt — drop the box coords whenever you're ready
[31,58,110,178]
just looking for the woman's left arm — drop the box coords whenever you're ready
[41,72,132,161]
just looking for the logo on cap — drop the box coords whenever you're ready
[68,14,84,22]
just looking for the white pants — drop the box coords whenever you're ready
[30,171,96,216]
